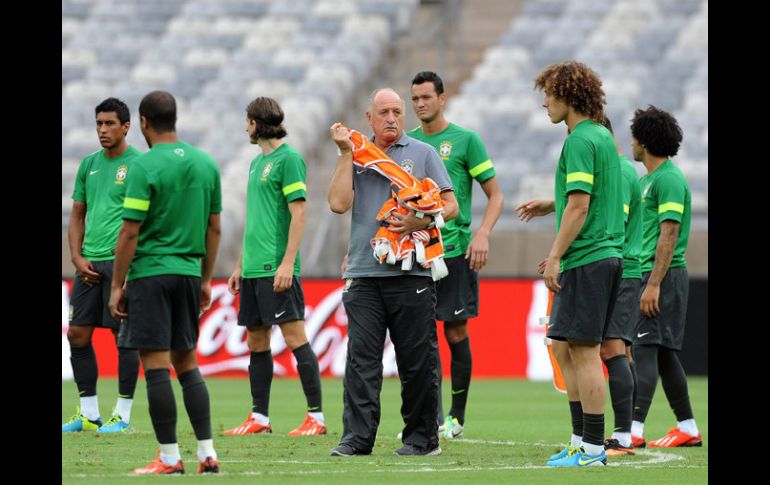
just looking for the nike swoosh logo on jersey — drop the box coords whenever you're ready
[89,170,99,175]
[250,169,256,174]
[275,311,286,318]
[453,309,465,315]
[416,287,428,294]
[637,332,650,338]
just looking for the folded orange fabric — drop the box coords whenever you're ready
[343,126,448,281]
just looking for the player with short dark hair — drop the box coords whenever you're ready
[63,97,141,434]
[109,90,223,475]
[409,71,504,440]
[598,116,643,456]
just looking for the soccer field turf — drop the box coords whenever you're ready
[62,376,707,483]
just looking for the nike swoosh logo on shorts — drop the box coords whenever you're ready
[454,309,464,315]
[637,332,650,338]
[275,311,286,318]
[416,287,428,294]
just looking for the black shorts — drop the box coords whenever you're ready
[634,268,689,350]
[69,259,120,329]
[548,258,622,343]
[117,275,201,351]
[605,278,642,345]
[238,276,305,327]
[435,255,479,322]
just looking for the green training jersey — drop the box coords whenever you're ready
[639,159,691,273]
[408,123,495,257]
[71,146,142,261]
[554,120,624,271]
[620,155,643,279]
[242,143,307,278]
[122,142,222,280]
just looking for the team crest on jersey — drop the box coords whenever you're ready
[439,141,452,159]
[174,148,185,157]
[400,159,414,174]
[642,183,651,200]
[115,165,128,185]
[261,162,273,181]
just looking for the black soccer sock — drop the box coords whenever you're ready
[569,400,584,437]
[178,368,212,440]
[632,345,659,423]
[629,360,639,412]
[658,348,695,422]
[292,343,323,412]
[250,350,273,416]
[604,354,633,433]
[145,368,177,444]
[70,343,98,397]
[582,412,605,448]
[436,350,444,424]
[117,348,140,398]
[448,337,472,425]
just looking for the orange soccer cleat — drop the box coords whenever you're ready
[288,414,327,436]
[197,456,220,474]
[648,427,702,448]
[631,435,646,448]
[223,414,273,435]
[132,452,184,475]
[603,438,636,456]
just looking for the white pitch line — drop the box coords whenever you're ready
[64,443,694,478]
[64,459,706,479]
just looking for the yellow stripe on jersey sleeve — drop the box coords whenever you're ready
[282,181,307,196]
[124,197,150,211]
[566,172,594,185]
[469,160,493,177]
[658,202,684,214]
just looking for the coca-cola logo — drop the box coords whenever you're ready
[198,284,384,376]
[196,282,400,377]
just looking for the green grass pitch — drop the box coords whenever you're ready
[62,376,707,483]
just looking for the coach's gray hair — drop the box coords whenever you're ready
[367,88,404,111]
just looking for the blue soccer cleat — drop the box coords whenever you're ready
[62,406,102,432]
[97,410,130,433]
[442,415,464,439]
[547,448,607,467]
[548,443,581,461]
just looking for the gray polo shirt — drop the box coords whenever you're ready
[344,131,453,278]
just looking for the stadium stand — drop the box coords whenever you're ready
[62,0,707,277]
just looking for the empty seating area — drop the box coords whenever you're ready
[62,0,707,273]
[447,0,708,227]
[62,0,418,229]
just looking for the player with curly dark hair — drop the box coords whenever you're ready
[519,61,623,467]
[533,61,606,122]
[628,106,701,449]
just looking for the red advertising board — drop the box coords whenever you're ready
[62,279,554,380]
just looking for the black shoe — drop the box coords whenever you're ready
[393,443,442,456]
[330,443,370,457]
